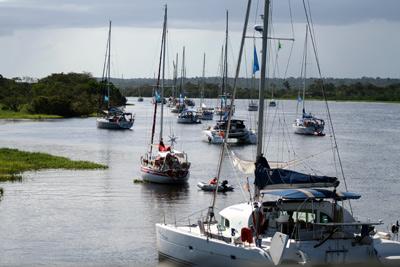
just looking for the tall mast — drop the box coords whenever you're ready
[159,5,167,141]
[180,46,185,97]
[302,24,308,113]
[107,20,112,109]
[209,0,252,221]
[173,53,179,98]
[201,53,206,106]
[149,6,167,154]
[256,0,270,157]
[224,10,229,96]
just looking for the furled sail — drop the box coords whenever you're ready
[254,164,339,190]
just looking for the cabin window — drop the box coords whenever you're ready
[293,211,316,224]
[220,217,230,229]
[320,212,333,223]
[224,218,230,228]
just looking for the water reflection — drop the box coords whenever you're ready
[141,182,190,201]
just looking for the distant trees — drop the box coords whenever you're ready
[121,79,400,102]
[0,72,127,117]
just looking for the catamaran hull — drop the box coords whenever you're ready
[96,118,134,130]
[141,167,189,184]
[156,224,271,267]
[156,224,396,267]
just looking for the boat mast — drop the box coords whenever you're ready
[302,24,308,114]
[201,53,206,107]
[256,0,270,158]
[219,11,229,121]
[209,0,252,221]
[149,5,167,155]
[159,5,167,141]
[180,46,185,99]
[173,53,178,98]
[107,20,112,109]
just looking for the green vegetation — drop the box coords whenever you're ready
[0,109,62,119]
[0,72,127,118]
[0,148,107,182]
[122,79,400,103]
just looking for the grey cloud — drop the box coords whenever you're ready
[0,0,399,33]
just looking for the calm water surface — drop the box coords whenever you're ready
[0,98,399,266]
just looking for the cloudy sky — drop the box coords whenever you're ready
[0,0,399,79]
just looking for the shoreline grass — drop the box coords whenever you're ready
[0,110,62,119]
[0,148,107,182]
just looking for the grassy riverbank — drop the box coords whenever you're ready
[0,148,107,182]
[0,109,62,119]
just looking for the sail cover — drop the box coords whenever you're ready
[260,188,360,200]
[254,165,339,189]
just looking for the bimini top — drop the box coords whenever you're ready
[260,188,361,201]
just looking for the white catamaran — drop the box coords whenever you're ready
[156,1,400,266]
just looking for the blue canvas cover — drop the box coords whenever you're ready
[254,165,339,189]
[260,188,361,200]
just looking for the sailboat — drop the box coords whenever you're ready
[205,11,256,145]
[214,12,235,118]
[197,53,214,120]
[96,21,134,130]
[293,25,325,136]
[156,1,400,266]
[140,6,190,184]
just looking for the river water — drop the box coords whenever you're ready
[0,98,399,266]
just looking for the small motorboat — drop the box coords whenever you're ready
[248,100,258,111]
[197,180,234,192]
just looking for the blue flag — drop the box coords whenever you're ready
[253,45,260,74]
[104,95,109,102]
[154,90,161,102]
[179,93,183,104]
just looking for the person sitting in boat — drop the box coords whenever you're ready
[255,153,270,169]
[209,177,217,185]
[158,138,171,152]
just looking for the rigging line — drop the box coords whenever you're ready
[210,0,252,214]
[283,12,295,80]
[302,0,352,214]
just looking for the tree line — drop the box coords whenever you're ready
[0,73,127,117]
[121,79,400,102]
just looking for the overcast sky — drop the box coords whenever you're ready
[0,0,399,79]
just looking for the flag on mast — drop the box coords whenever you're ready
[253,45,260,74]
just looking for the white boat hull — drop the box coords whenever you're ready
[156,224,270,267]
[157,223,400,267]
[141,166,189,184]
[96,118,134,129]
[292,124,324,136]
